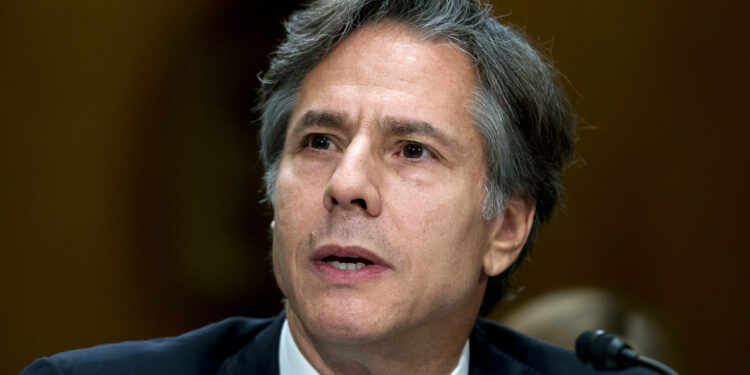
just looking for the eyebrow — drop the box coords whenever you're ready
[290,110,349,138]
[382,116,461,151]
[290,110,464,153]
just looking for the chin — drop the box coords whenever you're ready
[296,296,392,344]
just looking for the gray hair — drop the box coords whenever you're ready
[257,0,575,315]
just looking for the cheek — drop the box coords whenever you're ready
[388,177,487,257]
[274,158,330,227]
[271,236,290,295]
[271,160,329,291]
[387,182,488,307]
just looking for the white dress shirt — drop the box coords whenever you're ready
[279,318,470,375]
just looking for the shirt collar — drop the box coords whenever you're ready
[279,318,470,375]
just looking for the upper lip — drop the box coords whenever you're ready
[311,245,392,268]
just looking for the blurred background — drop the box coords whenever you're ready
[2,0,748,373]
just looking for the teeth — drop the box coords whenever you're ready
[327,260,367,270]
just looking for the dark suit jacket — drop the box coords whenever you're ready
[21,312,656,374]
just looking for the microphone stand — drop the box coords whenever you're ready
[576,330,679,375]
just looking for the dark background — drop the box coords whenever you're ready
[2,1,748,374]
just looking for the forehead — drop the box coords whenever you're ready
[291,22,479,141]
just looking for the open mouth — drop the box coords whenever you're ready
[321,255,375,270]
[312,245,391,277]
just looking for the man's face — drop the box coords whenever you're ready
[272,22,498,344]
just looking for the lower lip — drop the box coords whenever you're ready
[313,260,390,283]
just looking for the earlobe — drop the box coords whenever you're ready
[482,194,536,277]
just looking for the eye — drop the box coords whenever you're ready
[401,143,429,159]
[304,134,336,150]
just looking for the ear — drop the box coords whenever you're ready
[482,194,536,277]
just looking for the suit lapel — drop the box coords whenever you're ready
[469,319,532,375]
[216,312,285,375]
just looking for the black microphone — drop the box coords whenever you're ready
[575,330,679,375]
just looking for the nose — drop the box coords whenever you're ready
[323,137,382,216]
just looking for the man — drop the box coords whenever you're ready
[22,1,658,374]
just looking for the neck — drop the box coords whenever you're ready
[285,303,475,375]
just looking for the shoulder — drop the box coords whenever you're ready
[470,318,658,375]
[21,315,283,375]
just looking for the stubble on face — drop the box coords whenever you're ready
[306,215,392,253]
